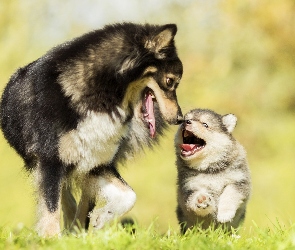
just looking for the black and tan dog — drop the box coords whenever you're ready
[0,23,183,237]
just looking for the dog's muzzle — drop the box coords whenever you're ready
[175,115,184,125]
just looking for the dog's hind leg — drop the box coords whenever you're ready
[74,166,136,230]
[61,185,77,230]
[34,159,64,237]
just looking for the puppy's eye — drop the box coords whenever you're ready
[202,123,208,128]
[166,77,174,87]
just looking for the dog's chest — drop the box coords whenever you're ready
[183,169,246,195]
[58,111,128,173]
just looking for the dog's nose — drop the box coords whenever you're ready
[175,115,184,125]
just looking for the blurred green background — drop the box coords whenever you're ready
[1,0,295,233]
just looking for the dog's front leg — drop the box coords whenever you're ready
[90,168,136,230]
[217,184,244,224]
[75,166,136,230]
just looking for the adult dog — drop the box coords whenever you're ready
[0,23,183,237]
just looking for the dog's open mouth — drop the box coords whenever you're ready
[180,130,206,157]
[143,88,156,138]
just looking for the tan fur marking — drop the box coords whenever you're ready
[121,77,150,112]
[58,130,81,165]
[147,80,179,122]
[58,62,91,103]
[58,55,100,114]
[142,66,158,75]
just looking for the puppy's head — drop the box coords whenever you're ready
[120,24,183,138]
[175,109,237,165]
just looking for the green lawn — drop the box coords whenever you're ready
[1,1,295,249]
[1,221,295,250]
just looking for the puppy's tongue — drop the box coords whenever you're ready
[179,144,197,157]
[144,92,155,138]
[180,144,196,151]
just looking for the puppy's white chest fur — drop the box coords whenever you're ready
[184,169,246,195]
[58,110,128,173]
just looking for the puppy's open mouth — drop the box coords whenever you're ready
[180,130,206,157]
[142,88,156,138]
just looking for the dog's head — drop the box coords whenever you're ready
[119,23,183,138]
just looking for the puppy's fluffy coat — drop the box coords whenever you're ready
[175,109,251,233]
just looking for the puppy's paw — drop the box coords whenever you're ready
[217,209,236,223]
[187,192,215,217]
[196,193,211,209]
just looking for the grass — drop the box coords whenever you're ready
[1,1,295,249]
[1,221,295,249]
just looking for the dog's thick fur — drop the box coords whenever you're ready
[0,23,183,237]
[175,109,251,233]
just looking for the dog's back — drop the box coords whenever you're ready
[175,109,251,232]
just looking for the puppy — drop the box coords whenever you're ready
[175,109,251,233]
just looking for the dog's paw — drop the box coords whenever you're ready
[196,193,211,209]
[89,208,114,230]
[187,192,215,217]
[217,209,236,223]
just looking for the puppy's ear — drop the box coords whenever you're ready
[222,114,237,133]
[145,24,177,58]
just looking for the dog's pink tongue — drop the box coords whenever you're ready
[145,93,155,138]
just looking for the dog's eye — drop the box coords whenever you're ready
[166,77,174,87]
[202,123,209,128]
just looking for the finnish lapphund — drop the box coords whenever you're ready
[175,109,251,233]
[0,23,183,236]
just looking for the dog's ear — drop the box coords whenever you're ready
[145,24,177,59]
[222,114,237,133]
[153,24,177,49]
